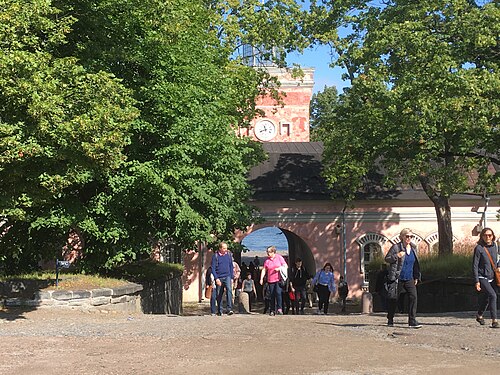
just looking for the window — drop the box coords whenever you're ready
[356,233,389,284]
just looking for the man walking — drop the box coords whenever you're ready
[290,258,310,314]
[212,242,234,315]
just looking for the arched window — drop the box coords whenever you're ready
[356,233,389,283]
[424,232,457,255]
[390,233,424,248]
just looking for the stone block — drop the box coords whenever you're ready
[91,288,113,297]
[111,295,127,304]
[34,290,52,300]
[238,292,250,314]
[72,290,92,299]
[5,298,22,307]
[112,284,143,297]
[91,296,110,306]
[52,291,74,300]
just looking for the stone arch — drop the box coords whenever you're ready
[280,228,315,277]
[238,225,316,278]
[424,232,458,254]
[390,233,424,248]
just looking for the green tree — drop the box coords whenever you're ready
[311,0,500,255]
[49,0,308,270]
[1,0,310,272]
[0,0,138,273]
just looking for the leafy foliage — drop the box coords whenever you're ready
[311,0,500,255]
[1,0,307,273]
[0,0,138,272]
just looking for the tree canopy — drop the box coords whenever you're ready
[310,0,499,255]
[0,0,307,273]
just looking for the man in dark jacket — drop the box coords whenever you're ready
[290,258,311,315]
[385,228,421,328]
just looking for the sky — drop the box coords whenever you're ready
[287,44,348,94]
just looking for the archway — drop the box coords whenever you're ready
[281,228,315,277]
[240,226,315,276]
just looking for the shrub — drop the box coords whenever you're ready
[107,260,184,281]
[366,238,476,280]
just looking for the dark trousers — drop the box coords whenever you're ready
[477,278,498,320]
[340,296,347,312]
[387,279,417,324]
[293,286,307,312]
[244,291,253,311]
[317,284,330,314]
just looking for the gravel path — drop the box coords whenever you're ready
[0,306,499,375]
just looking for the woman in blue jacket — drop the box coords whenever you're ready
[312,262,336,315]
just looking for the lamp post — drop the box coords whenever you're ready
[483,193,490,228]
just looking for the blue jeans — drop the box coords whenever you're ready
[216,276,233,313]
[210,285,217,314]
[268,282,282,312]
[478,278,497,320]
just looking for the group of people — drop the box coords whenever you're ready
[206,243,348,316]
[206,226,499,329]
[382,227,499,329]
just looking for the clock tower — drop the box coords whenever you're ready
[238,66,315,142]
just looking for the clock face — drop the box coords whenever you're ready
[254,120,277,141]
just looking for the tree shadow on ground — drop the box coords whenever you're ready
[0,306,37,321]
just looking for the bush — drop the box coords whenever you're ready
[107,260,184,281]
[366,238,476,280]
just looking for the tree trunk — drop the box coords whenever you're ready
[418,175,454,256]
[432,196,453,256]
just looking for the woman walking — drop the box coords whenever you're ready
[473,227,499,328]
[260,246,287,316]
[312,262,336,315]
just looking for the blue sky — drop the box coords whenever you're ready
[287,45,349,94]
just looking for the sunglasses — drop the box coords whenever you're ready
[405,235,412,238]
[483,233,493,237]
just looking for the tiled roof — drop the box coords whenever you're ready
[247,142,497,202]
[248,142,331,200]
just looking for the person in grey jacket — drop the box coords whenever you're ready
[385,228,421,328]
[472,227,499,328]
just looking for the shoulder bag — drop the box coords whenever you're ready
[484,246,500,287]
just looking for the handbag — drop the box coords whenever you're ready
[205,285,214,299]
[484,246,500,287]
[313,270,322,293]
[385,279,398,300]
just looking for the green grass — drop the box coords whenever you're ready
[1,260,184,290]
[0,272,128,290]
[419,253,472,279]
[107,259,184,281]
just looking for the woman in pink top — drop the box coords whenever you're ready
[260,246,287,316]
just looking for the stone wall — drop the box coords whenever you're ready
[1,281,143,313]
[1,274,184,315]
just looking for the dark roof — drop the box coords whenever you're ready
[247,142,498,202]
[248,142,331,200]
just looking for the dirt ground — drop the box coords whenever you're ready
[0,302,499,375]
